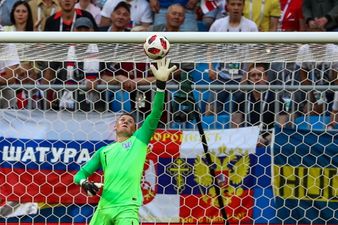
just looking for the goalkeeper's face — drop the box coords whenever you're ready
[115,114,136,137]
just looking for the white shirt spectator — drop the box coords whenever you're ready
[209,16,258,32]
[101,0,152,27]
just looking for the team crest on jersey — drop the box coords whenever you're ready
[122,141,132,150]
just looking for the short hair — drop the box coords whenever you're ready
[167,3,185,16]
[248,63,270,72]
[118,112,136,123]
[117,112,137,130]
[113,1,131,14]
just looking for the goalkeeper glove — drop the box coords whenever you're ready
[80,179,103,197]
[150,57,177,90]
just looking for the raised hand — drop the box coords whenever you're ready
[150,57,177,90]
[150,57,177,82]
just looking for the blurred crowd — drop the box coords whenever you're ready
[0,0,338,146]
[1,0,338,32]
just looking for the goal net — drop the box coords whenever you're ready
[0,33,337,225]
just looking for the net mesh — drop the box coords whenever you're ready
[0,41,337,225]
[2,43,338,62]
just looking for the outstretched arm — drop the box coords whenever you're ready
[135,58,177,144]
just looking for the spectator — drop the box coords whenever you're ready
[45,0,98,31]
[73,15,96,31]
[55,17,105,111]
[231,63,288,146]
[131,4,187,127]
[15,61,43,109]
[294,44,338,116]
[43,0,98,108]
[0,44,20,108]
[148,5,194,124]
[0,0,20,26]
[302,0,338,31]
[149,0,199,31]
[100,3,157,121]
[201,0,226,30]
[29,0,60,31]
[149,3,185,31]
[100,0,152,29]
[100,1,131,31]
[243,0,281,31]
[75,0,101,25]
[206,0,257,115]
[98,1,146,116]
[28,0,60,108]
[209,0,257,32]
[103,62,157,121]
[102,4,180,124]
[3,1,34,31]
[278,0,305,31]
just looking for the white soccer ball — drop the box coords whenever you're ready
[143,34,170,60]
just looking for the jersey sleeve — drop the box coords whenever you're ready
[74,148,102,184]
[134,90,165,144]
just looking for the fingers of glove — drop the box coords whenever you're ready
[157,58,165,68]
[150,64,157,75]
[168,64,177,74]
[165,58,171,68]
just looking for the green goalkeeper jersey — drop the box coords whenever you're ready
[74,91,165,209]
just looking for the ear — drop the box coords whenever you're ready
[130,122,136,133]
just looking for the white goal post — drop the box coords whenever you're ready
[1,32,338,69]
[0,32,338,43]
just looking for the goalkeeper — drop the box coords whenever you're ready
[74,57,176,225]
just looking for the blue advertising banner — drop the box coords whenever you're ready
[273,126,338,224]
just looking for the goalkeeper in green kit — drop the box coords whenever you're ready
[74,57,176,225]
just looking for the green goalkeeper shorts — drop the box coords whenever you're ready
[90,206,139,225]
